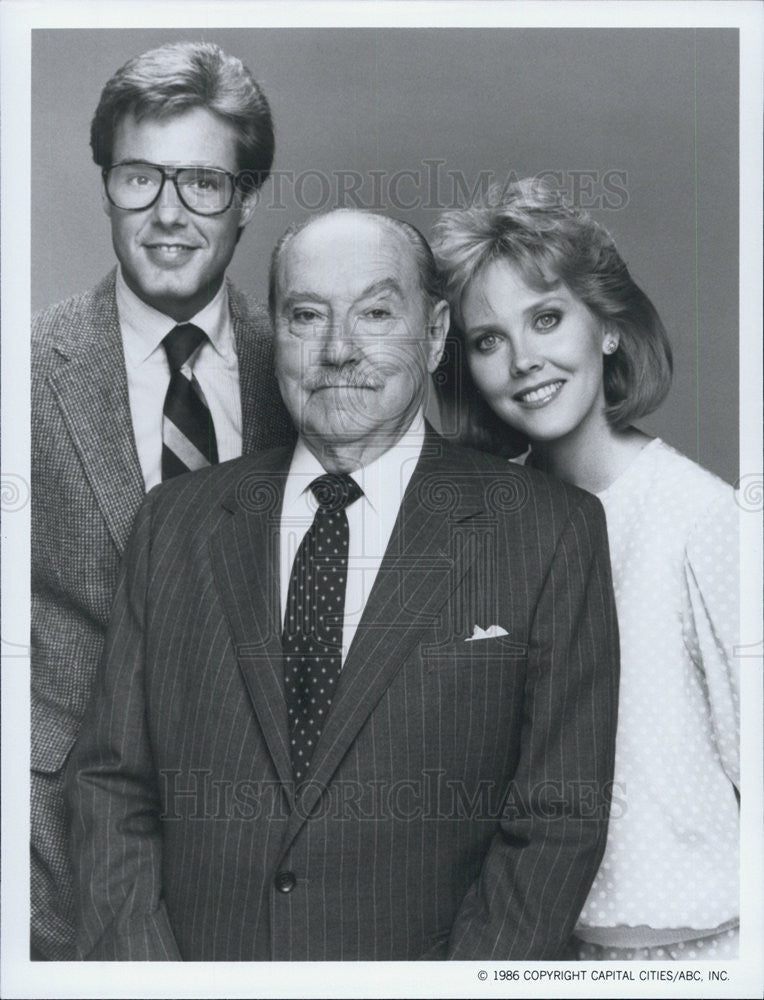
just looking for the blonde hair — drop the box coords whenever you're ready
[432,178,672,447]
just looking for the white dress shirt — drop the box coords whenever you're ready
[116,268,243,490]
[279,413,426,662]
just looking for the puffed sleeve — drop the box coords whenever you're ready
[682,490,740,788]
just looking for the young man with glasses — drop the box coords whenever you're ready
[31,40,294,960]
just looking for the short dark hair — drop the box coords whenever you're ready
[432,178,673,448]
[90,41,274,189]
[267,209,444,321]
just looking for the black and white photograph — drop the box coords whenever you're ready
[1,2,762,998]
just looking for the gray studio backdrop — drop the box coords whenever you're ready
[32,28,739,484]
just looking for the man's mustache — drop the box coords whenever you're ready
[305,366,388,391]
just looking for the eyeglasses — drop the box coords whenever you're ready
[102,161,241,216]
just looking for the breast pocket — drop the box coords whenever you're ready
[422,635,528,672]
[418,637,528,779]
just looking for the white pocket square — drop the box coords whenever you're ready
[465,624,509,642]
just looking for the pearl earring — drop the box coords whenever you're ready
[604,339,617,354]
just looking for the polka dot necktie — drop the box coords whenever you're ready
[161,323,219,480]
[282,473,363,784]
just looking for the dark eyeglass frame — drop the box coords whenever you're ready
[102,160,242,217]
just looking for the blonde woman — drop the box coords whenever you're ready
[433,181,739,960]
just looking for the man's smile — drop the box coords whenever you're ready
[142,243,200,266]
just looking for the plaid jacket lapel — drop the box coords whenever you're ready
[47,271,144,555]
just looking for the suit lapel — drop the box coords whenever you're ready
[229,282,297,455]
[208,451,296,796]
[207,434,488,843]
[47,271,144,555]
[284,434,486,842]
[230,286,259,456]
[229,282,273,455]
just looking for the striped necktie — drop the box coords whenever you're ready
[161,323,219,480]
[282,473,364,784]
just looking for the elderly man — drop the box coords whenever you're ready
[32,41,293,959]
[67,209,619,960]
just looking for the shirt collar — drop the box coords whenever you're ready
[283,412,426,517]
[116,266,232,365]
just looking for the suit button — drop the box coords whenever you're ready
[275,870,296,893]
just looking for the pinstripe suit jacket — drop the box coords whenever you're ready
[66,431,619,961]
[31,270,295,959]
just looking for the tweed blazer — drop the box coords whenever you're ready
[67,432,620,961]
[31,269,295,959]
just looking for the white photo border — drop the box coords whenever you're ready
[2,2,761,998]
